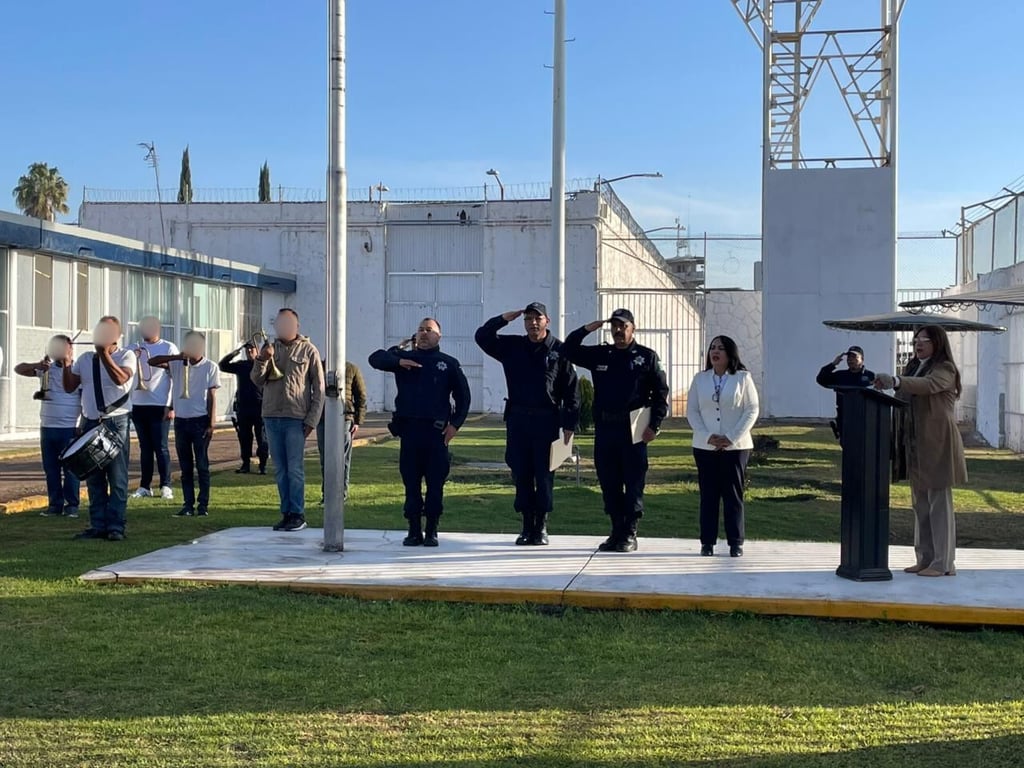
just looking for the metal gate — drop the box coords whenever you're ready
[597,289,704,417]
[384,225,484,411]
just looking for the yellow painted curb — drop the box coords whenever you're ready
[82,576,1024,628]
[0,495,54,515]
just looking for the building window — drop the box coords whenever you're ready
[15,252,62,328]
[75,263,89,331]
[107,268,124,325]
[239,287,262,340]
[52,258,71,330]
[33,255,53,328]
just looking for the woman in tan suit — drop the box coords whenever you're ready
[874,325,967,577]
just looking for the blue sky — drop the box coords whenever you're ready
[2,1,1021,249]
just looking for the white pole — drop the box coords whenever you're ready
[551,0,566,339]
[323,0,347,551]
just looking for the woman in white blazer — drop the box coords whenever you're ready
[686,335,760,557]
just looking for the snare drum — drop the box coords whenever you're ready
[59,424,122,480]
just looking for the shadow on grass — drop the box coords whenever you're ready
[4,586,1024,721]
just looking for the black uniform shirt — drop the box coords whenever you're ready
[562,326,670,431]
[219,355,263,412]
[474,315,580,431]
[368,344,471,428]
[816,363,875,424]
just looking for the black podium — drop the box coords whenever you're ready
[834,387,906,582]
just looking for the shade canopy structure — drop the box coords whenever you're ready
[822,311,1006,333]
[900,286,1024,313]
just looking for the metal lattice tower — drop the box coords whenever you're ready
[732,0,906,169]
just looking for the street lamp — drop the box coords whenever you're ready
[372,182,388,202]
[593,172,663,191]
[486,168,504,201]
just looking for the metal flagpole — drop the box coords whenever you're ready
[551,0,566,339]
[323,0,347,551]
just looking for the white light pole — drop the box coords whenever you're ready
[593,172,663,191]
[551,0,566,339]
[486,168,504,200]
[323,0,347,551]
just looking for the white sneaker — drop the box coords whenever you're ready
[132,488,152,499]
[160,486,174,500]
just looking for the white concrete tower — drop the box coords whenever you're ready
[733,1,906,417]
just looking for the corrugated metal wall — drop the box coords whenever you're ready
[597,289,703,417]
[383,225,484,410]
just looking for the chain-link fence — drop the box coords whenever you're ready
[684,232,957,292]
[82,178,604,205]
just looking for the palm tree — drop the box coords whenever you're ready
[12,163,70,221]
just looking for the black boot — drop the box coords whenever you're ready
[403,517,424,546]
[613,518,638,552]
[423,518,439,547]
[529,513,549,546]
[515,511,534,546]
[598,515,621,552]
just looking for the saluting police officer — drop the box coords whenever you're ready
[369,317,471,547]
[563,308,669,552]
[475,302,580,546]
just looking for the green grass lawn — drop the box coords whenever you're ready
[2,423,1024,767]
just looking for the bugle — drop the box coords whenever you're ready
[254,330,284,381]
[135,345,151,391]
[33,355,52,401]
[181,357,191,400]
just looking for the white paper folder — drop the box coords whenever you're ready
[630,407,651,444]
[549,430,575,472]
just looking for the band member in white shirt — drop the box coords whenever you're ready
[149,331,220,517]
[14,335,83,517]
[63,316,136,541]
[131,316,178,500]
[686,335,760,558]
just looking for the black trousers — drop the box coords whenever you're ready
[175,416,211,511]
[693,448,750,547]
[131,405,171,489]
[235,408,268,469]
[593,421,648,523]
[505,413,559,516]
[398,420,451,522]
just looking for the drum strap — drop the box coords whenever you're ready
[92,354,129,421]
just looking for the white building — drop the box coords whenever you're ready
[80,188,706,415]
[0,210,296,436]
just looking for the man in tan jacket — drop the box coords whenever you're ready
[252,308,325,531]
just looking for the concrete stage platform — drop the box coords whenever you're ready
[81,528,1024,627]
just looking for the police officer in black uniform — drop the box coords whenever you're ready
[219,342,268,474]
[475,302,580,546]
[563,308,669,552]
[815,345,875,441]
[369,317,471,547]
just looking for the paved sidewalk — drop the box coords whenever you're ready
[82,528,1024,627]
[0,415,392,512]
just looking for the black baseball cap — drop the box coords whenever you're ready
[847,346,864,356]
[609,308,635,325]
[524,302,548,317]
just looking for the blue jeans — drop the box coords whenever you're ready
[41,426,80,512]
[316,418,353,501]
[82,415,131,535]
[175,417,211,511]
[264,417,307,518]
